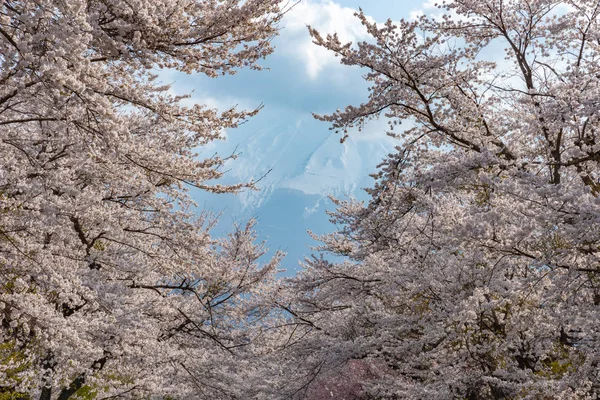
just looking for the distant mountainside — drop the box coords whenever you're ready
[192,109,399,273]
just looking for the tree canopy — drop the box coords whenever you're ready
[2,0,600,399]
[0,0,285,398]
[285,0,600,398]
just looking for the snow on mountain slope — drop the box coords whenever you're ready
[219,111,398,212]
[188,109,399,273]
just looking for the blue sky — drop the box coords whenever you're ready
[166,0,431,274]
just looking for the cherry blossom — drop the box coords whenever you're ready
[286,1,600,398]
[0,0,286,398]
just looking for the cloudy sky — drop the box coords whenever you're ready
[166,0,431,273]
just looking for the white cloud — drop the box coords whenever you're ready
[280,0,372,79]
[409,0,438,20]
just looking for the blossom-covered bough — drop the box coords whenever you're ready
[285,0,600,398]
[0,0,287,398]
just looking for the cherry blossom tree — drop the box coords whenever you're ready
[285,0,600,398]
[0,0,287,398]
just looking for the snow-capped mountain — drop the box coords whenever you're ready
[191,107,399,272]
